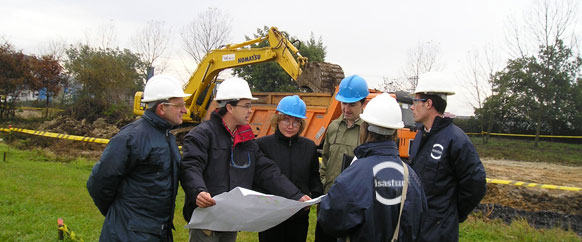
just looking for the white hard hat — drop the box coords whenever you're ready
[360,93,404,133]
[214,77,258,101]
[142,74,191,102]
[414,72,456,96]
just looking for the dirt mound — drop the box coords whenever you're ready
[38,116,120,138]
[482,184,582,215]
[477,159,582,234]
[10,116,133,160]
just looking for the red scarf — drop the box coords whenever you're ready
[221,119,255,148]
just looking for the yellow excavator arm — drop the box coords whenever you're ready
[134,26,329,123]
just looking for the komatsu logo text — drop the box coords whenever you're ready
[238,54,261,63]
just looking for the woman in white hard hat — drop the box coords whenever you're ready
[256,95,323,242]
[317,93,427,242]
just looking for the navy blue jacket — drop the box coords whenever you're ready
[180,112,303,223]
[318,141,427,242]
[87,109,180,242]
[410,116,487,242]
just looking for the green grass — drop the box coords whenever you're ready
[0,143,580,241]
[470,136,582,166]
[460,214,581,241]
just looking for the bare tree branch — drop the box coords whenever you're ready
[181,8,232,64]
[506,0,579,57]
[83,20,118,49]
[401,41,444,91]
[131,20,172,74]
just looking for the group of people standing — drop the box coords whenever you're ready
[87,72,486,242]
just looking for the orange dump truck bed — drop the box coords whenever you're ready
[248,89,417,159]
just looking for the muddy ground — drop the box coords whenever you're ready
[480,159,582,234]
[4,115,582,234]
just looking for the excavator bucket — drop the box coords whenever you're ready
[296,62,345,93]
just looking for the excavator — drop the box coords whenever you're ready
[133,26,417,159]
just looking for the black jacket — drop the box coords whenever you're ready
[87,109,180,241]
[410,116,487,242]
[256,129,323,198]
[180,112,303,222]
[318,141,427,242]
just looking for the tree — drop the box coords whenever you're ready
[401,41,443,91]
[181,8,232,64]
[30,55,67,117]
[501,0,581,146]
[506,0,579,59]
[233,26,328,92]
[482,40,582,146]
[0,42,34,118]
[83,21,119,50]
[65,45,146,121]
[461,47,504,143]
[131,20,172,77]
[378,76,407,93]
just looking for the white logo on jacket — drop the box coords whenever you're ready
[431,144,444,160]
[372,161,404,206]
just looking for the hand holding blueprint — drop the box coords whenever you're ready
[185,187,324,232]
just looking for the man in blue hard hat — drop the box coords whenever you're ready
[315,75,369,242]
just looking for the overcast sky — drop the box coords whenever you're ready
[2,0,581,115]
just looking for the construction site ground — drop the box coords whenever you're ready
[2,115,581,234]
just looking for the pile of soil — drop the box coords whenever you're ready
[6,116,133,160]
[480,159,582,234]
[37,116,121,138]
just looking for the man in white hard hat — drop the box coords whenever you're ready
[409,72,486,242]
[180,77,311,242]
[318,93,427,241]
[87,74,190,241]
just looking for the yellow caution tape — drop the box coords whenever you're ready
[58,218,84,242]
[0,126,183,149]
[466,131,582,139]
[486,178,581,192]
[0,127,109,144]
[2,127,580,192]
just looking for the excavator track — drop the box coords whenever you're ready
[296,62,345,93]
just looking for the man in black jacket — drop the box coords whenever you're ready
[87,74,190,241]
[409,72,487,242]
[180,78,310,242]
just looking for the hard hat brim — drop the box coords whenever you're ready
[141,93,191,103]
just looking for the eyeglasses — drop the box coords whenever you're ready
[163,102,187,108]
[233,103,252,109]
[281,118,301,128]
[412,98,427,104]
[230,148,251,168]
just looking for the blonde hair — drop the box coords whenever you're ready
[270,113,306,135]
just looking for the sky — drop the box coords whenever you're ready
[2,0,581,116]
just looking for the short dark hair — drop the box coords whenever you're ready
[420,94,447,114]
[218,100,239,116]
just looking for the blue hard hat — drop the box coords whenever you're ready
[276,95,306,119]
[335,75,369,103]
